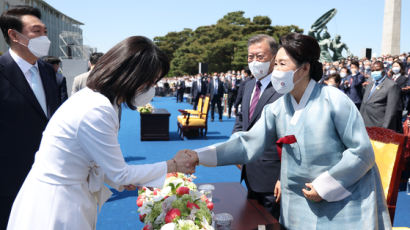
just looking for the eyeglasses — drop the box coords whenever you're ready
[248,54,266,62]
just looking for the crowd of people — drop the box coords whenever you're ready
[159,53,410,132]
[155,69,251,121]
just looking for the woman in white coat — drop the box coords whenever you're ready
[7,36,196,230]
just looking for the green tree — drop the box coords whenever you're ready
[154,11,303,76]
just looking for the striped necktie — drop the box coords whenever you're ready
[29,66,47,116]
[249,81,262,119]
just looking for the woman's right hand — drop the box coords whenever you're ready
[167,149,198,174]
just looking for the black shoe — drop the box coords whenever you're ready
[211,119,214,122]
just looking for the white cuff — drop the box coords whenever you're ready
[312,171,352,202]
[195,146,217,167]
[140,161,167,188]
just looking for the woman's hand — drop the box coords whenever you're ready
[167,149,198,174]
[274,180,281,203]
[124,184,137,191]
[302,183,322,202]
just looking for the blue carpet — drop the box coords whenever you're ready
[96,96,410,229]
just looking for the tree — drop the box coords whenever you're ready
[154,11,303,76]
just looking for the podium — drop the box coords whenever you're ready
[140,108,170,140]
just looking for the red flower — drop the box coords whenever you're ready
[165,208,181,223]
[186,201,200,210]
[206,202,214,211]
[137,199,144,207]
[176,187,190,196]
[153,188,161,195]
[142,225,151,230]
[200,195,209,203]
[139,214,146,222]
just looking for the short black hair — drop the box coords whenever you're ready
[327,73,341,85]
[248,34,279,56]
[87,36,169,110]
[42,56,61,65]
[0,5,41,45]
[279,33,322,81]
[89,52,104,65]
[350,61,359,68]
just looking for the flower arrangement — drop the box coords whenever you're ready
[137,173,214,230]
[138,104,154,114]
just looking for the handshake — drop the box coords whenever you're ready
[166,149,199,174]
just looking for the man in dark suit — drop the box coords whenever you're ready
[341,61,365,109]
[226,74,240,118]
[234,69,252,116]
[233,34,282,219]
[191,74,207,110]
[208,72,225,121]
[176,77,185,103]
[0,6,61,227]
[360,61,402,132]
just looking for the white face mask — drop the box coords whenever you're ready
[248,60,271,80]
[133,87,155,107]
[340,72,347,78]
[270,67,302,94]
[392,67,401,74]
[16,31,51,57]
[329,70,336,75]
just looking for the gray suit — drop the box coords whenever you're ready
[360,77,402,132]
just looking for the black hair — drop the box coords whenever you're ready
[0,5,41,45]
[279,33,322,81]
[340,67,351,75]
[248,34,279,56]
[373,61,386,75]
[89,52,104,65]
[350,61,359,68]
[42,56,61,65]
[328,73,341,85]
[87,36,169,110]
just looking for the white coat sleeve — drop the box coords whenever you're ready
[77,105,167,188]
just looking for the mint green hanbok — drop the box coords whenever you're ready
[197,80,391,230]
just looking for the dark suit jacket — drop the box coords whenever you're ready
[0,52,60,197]
[360,77,402,132]
[394,74,408,111]
[234,77,252,110]
[233,78,282,193]
[208,78,224,100]
[177,80,185,93]
[341,73,365,104]
[191,78,207,98]
[227,79,240,100]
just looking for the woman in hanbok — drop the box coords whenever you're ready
[7,36,196,230]
[191,33,391,229]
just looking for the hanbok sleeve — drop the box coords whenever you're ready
[312,93,375,202]
[196,105,277,166]
[77,105,167,188]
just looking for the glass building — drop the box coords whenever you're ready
[0,0,85,58]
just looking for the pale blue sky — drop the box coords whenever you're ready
[45,0,409,57]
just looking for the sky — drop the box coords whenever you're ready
[44,0,409,57]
